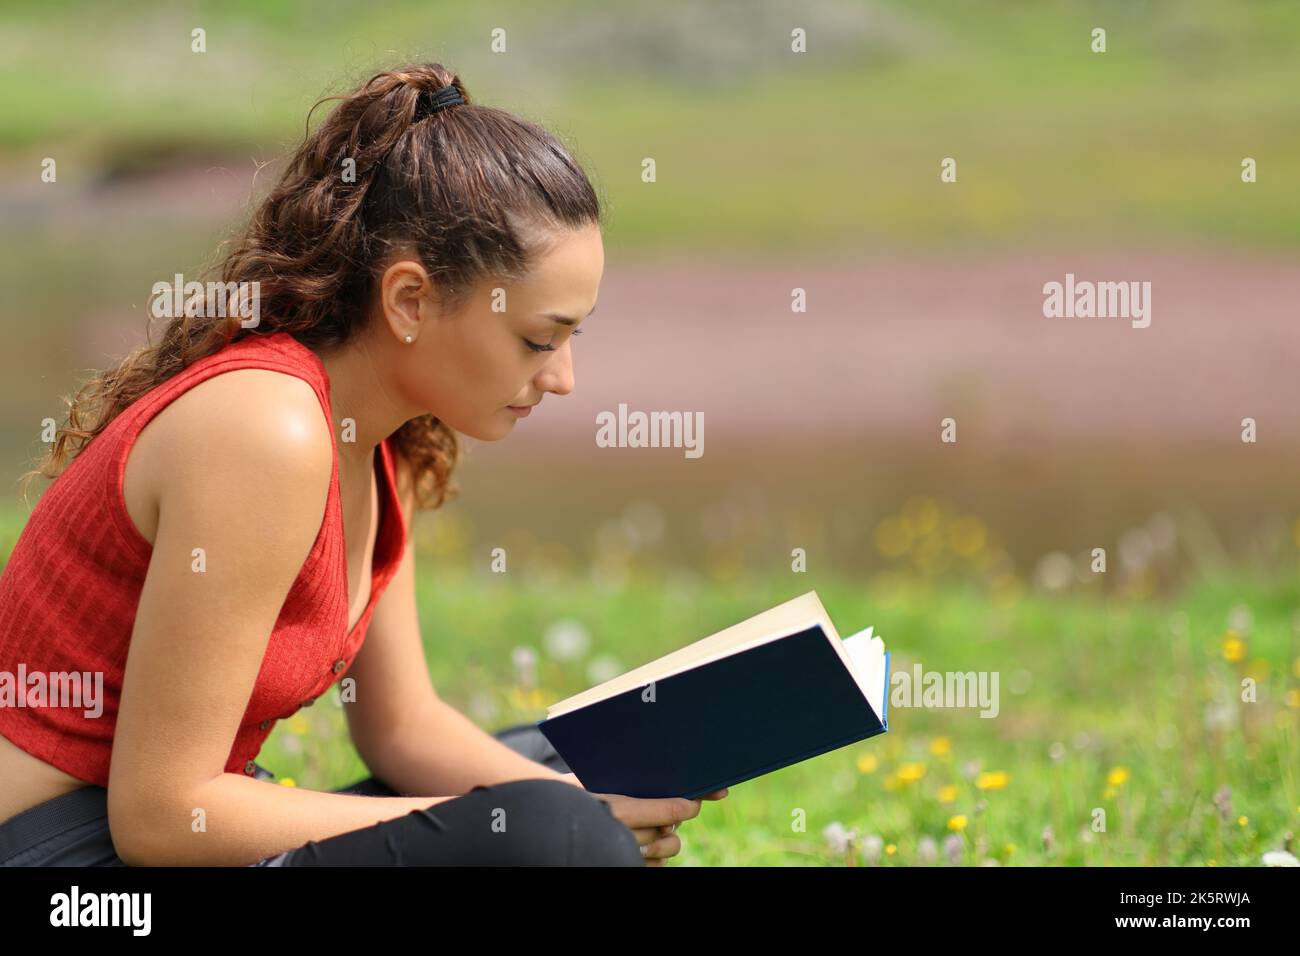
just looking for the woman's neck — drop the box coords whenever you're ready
[310,332,414,468]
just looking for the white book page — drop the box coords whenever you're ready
[841,626,886,723]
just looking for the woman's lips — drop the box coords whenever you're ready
[507,404,533,417]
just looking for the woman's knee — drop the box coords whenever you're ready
[491,779,645,867]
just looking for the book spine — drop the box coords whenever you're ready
[880,650,891,730]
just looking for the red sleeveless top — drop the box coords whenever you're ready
[0,330,407,787]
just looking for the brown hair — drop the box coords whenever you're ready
[21,61,603,512]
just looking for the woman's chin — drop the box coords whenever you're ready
[458,414,516,441]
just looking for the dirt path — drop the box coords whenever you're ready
[507,248,1300,450]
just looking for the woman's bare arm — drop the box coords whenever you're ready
[106,370,454,867]
[343,457,571,795]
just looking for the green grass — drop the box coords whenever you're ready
[251,562,1298,866]
[2,483,1295,865]
[1,0,1297,250]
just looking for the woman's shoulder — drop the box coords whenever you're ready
[122,368,335,549]
[154,366,329,446]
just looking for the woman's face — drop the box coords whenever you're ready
[385,222,604,440]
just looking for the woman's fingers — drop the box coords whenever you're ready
[606,794,701,830]
[630,823,678,847]
[639,830,683,862]
[629,825,660,846]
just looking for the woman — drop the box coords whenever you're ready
[0,63,725,867]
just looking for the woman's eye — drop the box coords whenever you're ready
[525,328,583,353]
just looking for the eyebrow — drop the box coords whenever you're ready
[543,305,597,326]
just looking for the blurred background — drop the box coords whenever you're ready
[1,0,1297,865]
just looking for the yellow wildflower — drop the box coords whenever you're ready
[937,784,958,804]
[278,778,297,788]
[902,496,941,535]
[947,815,967,832]
[1237,815,1248,827]
[874,517,911,557]
[1106,766,1130,787]
[975,770,1009,791]
[857,752,879,774]
[930,737,952,757]
[1221,632,1247,663]
[897,762,927,783]
[949,516,987,557]
[506,686,547,710]
[885,844,897,856]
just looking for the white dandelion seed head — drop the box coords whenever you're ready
[917,836,938,864]
[944,834,962,863]
[511,646,539,686]
[543,619,591,662]
[823,821,851,854]
[586,654,623,686]
[1035,551,1074,592]
[1262,850,1300,867]
[1119,528,1154,573]
[1147,513,1176,552]
[1202,701,1238,732]
[861,833,883,863]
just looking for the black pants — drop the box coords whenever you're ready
[0,723,646,867]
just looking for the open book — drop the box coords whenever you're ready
[536,590,890,799]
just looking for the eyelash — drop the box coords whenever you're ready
[525,328,584,353]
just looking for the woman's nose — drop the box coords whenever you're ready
[537,340,575,396]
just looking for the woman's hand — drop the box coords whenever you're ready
[554,771,729,865]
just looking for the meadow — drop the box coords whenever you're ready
[63,500,1287,868]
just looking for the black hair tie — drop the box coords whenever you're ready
[413,83,465,120]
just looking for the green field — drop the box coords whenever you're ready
[250,562,1298,866]
[2,0,1297,251]
[2,489,1297,866]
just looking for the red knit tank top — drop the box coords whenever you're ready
[0,330,407,787]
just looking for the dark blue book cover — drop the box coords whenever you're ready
[536,620,890,799]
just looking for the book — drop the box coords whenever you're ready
[535,590,891,799]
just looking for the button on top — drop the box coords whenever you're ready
[301,697,315,707]
[243,760,256,775]
[332,658,347,674]
[258,719,271,731]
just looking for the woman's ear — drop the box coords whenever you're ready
[379,258,433,343]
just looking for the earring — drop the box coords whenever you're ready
[404,335,414,343]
